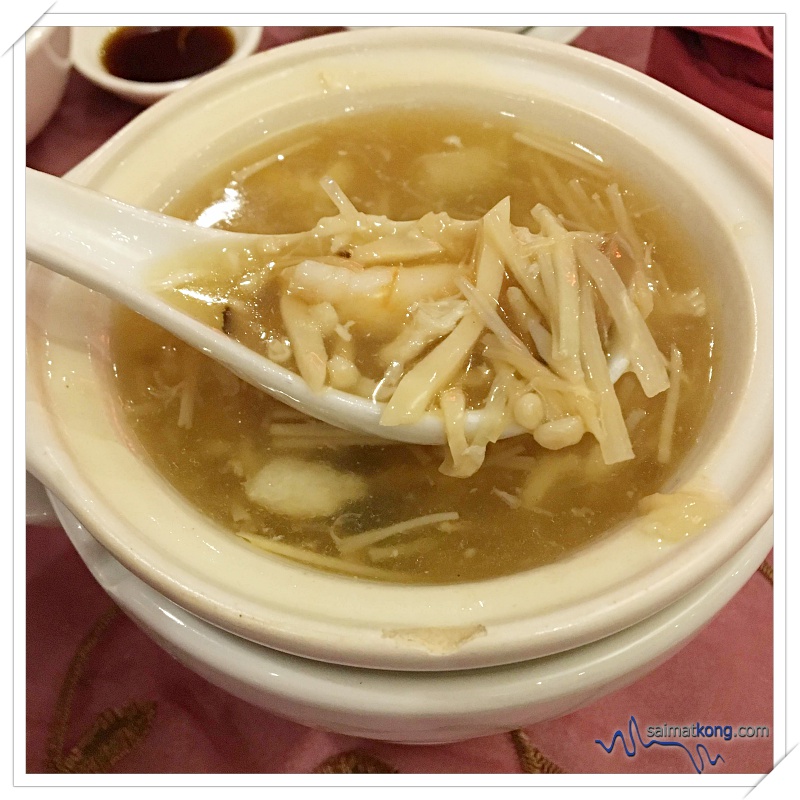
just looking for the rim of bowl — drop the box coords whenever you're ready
[69,25,263,100]
[27,28,774,672]
[52,492,773,742]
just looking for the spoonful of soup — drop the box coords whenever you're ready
[26,167,683,476]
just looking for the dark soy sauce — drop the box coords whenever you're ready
[101,27,237,83]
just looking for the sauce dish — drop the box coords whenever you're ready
[69,26,262,105]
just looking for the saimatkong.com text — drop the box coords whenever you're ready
[646,723,770,742]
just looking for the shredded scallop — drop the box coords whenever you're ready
[331,511,460,554]
[657,346,684,464]
[161,178,705,477]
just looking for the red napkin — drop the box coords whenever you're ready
[646,27,773,138]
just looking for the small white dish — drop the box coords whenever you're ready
[26,26,71,142]
[69,26,262,106]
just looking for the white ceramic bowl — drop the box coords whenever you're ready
[69,26,263,105]
[26,28,773,673]
[50,491,773,743]
[26,26,71,143]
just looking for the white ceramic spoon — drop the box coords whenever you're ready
[26,167,521,445]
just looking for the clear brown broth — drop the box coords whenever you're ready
[109,106,717,584]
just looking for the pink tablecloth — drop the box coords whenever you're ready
[26,26,774,776]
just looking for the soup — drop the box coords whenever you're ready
[109,106,719,584]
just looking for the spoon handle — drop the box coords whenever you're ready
[25,167,211,293]
[25,167,279,407]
